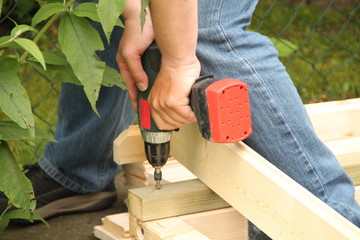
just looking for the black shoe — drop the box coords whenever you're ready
[0,163,117,220]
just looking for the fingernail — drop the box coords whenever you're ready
[137,82,146,91]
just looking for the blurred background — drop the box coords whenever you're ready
[1,0,359,166]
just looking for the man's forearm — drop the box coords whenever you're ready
[149,0,198,66]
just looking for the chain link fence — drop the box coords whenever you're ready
[1,0,359,163]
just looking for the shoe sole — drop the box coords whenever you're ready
[35,191,117,219]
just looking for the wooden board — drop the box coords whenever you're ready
[94,225,131,240]
[102,213,130,238]
[113,125,360,186]
[113,125,146,164]
[324,136,360,185]
[170,123,360,240]
[130,215,210,240]
[94,213,131,240]
[305,98,360,141]
[128,179,230,222]
[130,208,248,240]
[179,207,248,240]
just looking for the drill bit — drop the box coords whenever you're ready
[154,167,162,189]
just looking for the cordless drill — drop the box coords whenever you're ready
[138,43,252,189]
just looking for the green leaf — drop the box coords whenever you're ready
[0,36,10,45]
[0,58,35,134]
[31,2,67,27]
[102,66,126,89]
[30,51,68,65]
[3,209,46,223]
[97,0,127,43]
[42,51,68,65]
[0,36,19,49]
[0,56,19,72]
[140,0,149,31]
[115,18,124,28]
[0,142,36,211]
[0,0,3,17]
[58,12,105,114]
[31,60,126,89]
[73,2,99,22]
[29,211,48,225]
[10,25,37,38]
[0,216,10,233]
[0,209,47,232]
[29,60,81,85]
[13,38,46,70]
[0,121,54,141]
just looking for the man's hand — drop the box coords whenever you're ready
[116,2,155,112]
[147,0,199,130]
[149,59,200,130]
[118,0,199,130]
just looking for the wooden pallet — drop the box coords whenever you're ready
[95,98,360,240]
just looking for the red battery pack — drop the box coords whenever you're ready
[191,77,252,143]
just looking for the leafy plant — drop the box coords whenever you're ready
[0,0,143,231]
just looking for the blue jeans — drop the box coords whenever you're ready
[39,0,360,231]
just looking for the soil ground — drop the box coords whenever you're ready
[0,198,127,240]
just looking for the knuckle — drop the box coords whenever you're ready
[164,99,176,108]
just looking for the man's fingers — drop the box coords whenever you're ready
[122,51,149,91]
[151,111,183,130]
[151,102,196,130]
[118,61,139,111]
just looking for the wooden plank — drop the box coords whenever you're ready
[305,98,360,141]
[129,215,210,240]
[102,213,130,238]
[325,136,360,185]
[170,123,360,240]
[113,125,146,164]
[130,207,247,240]
[94,225,131,240]
[113,125,360,185]
[179,207,248,240]
[128,179,230,222]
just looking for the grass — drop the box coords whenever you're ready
[3,0,360,165]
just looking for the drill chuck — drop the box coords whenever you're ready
[143,141,170,167]
[143,139,170,190]
[140,131,172,144]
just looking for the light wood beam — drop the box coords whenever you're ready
[129,214,210,240]
[324,136,360,185]
[94,225,131,240]
[179,207,248,240]
[114,125,146,164]
[102,213,130,238]
[113,125,360,185]
[305,98,360,141]
[130,207,248,240]
[128,179,230,222]
[170,123,360,240]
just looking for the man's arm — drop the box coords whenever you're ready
[149,0,198,67]
[148,0,201,130]
[117,0,155,111]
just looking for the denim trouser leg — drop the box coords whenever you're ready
[198,0,360,229]
[38,25,136,193]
